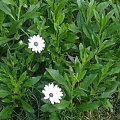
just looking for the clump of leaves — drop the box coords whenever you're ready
[0,0,120,119]
[0,50,41,119]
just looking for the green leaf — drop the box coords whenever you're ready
[9,19,23,35]
[77,0,84,8]
[77,70,87,81]
[76,11,83,29]
[41,104,56,112]
[0,90,10,98]
[101,91,114,98]
[107,23,120,35]
[24,76,41,87]
[0,74,10,85]
[93,9,100,23]
[73,87,87,97]
[18,71,27,85]
[90,63,103,70]
[68,23,80,33]
[101,81,118,98]
[0,106,13,119]
[0,37,11,45]
[46,0,53,7]
[25,112,37,120]
[78,101,101,111]
[31,63,39,72]
[22,2,41,19]
[0,11,4,30]
[22,11,40,19]
[54,22,59,32]
[109,66,120,75]
[102,99,113,112]
[77,11,91,38]
[49,112,59,120]
[96,2,109,11]
[46,69,70,94]
[0,1,15,19]
[27,2,40,12]
[56,11,65,25]
[80,74,97,90]
[59,23,67,35]
[102,38,115,50]
[82,24,91,38]
[54,100,70,110]
[1,98,11,103]
[2,0,16,5]
[87,49,96,62]
[79,43,84,60]
[62,43,77,51]
[101,61,113,76]
[65,32,79,42]
[22,100,35,113]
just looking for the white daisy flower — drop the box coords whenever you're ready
[42,83,63,104]
[28,35,45,53]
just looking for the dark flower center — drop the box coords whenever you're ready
[49,93,53,97]
[34,42,38,46]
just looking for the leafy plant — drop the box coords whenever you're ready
[0,50,41,119]
[0,0,120,119]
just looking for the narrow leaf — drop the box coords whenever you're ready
[22,101,35,113]
[54,100,70,110]
[0,37,11,45]
[0,11,4,29]
[80,74,97,90]
[18,71,27,85]
[24,76,41,87]
[41,104,56,112]
[0,90,10,98]
[0,106,13,119]
[78,101,101,111]
[57,11,65,25]
[9,19,23,35]
[0,1,14,19]
[68,23,80,33]
[2,0,16,5]
[46,69,70,94]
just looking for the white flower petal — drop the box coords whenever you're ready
[55,99,60,103]
[50,99,55,104]
[28,35,45,53]
[42,83,63,104]
[44,96,49,99]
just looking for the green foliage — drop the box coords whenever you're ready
[0,0,120,119]
[22,100,35,113]
[0,106,13,120]
[0,50,41,119]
